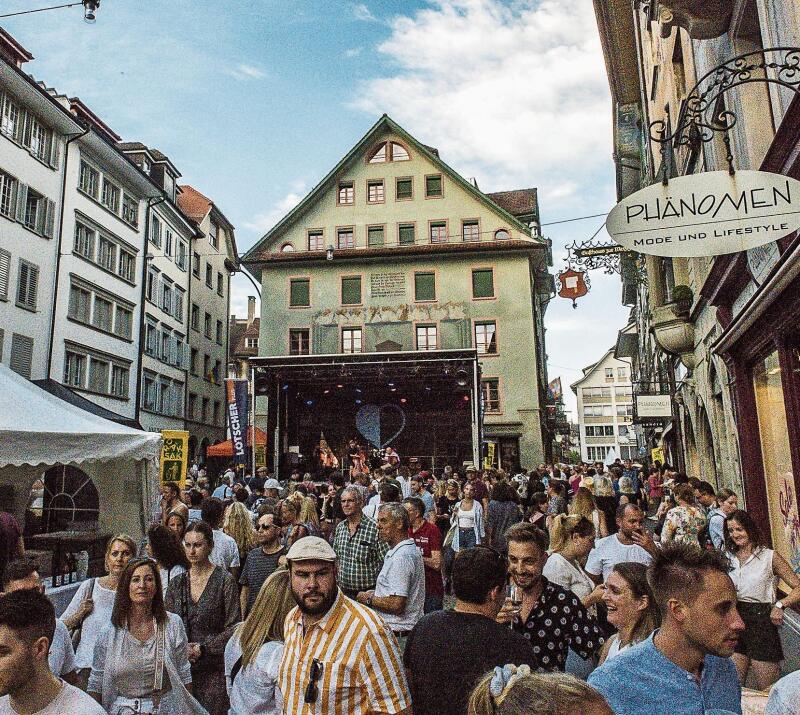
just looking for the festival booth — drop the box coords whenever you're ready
[0,365,161,583]
[206,427,267,459]
[251,348,482,478]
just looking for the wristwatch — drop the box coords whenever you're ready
[774,601,784,610]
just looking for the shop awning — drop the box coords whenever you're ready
[206,427,267,457]
[32,379,142,430]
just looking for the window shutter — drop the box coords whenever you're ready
[49,136,60,169]
[43,199,55,238]
[0,250,9,300]
[472,269,494,298]
[13,109,26,143]
[9,333,33,379]
[341,277,361,305]
[414,273,436,301]
[15,184,28,224]
[290,279,310,307]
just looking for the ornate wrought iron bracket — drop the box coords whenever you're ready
[649,47,800,182]
[563,240,647,286]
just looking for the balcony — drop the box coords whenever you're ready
[658,0,733,40]
[650,303,696,368]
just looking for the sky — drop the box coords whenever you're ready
[2,0,630,416]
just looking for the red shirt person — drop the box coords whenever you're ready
[404,497,444,613]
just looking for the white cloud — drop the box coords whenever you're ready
[242,187,305,233]
[350,0,611,202]
[352,3,378,22]
[227,63,266,80]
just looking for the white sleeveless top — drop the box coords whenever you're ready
[606,634,630,661]
[728,548,776,603]
[458,506,476,529]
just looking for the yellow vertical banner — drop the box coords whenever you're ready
[160,430,189,489]
[651,446,664,465]
[484,442,496,470]
[254,445,267,469]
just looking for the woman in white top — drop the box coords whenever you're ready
[224,568,295,715]
[450,482,485,551]
[147,523,189,596]
[89,558,205,714]
[544,515,606,678]
[725,509,800,690]
[598,562,660,665]
[61,534,136,689]
[569,488,609,539]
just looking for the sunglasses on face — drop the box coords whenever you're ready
[305,658,323,704]
[256,523,277,531]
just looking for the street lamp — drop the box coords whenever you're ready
[83,0,100,22]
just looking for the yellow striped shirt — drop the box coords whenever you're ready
[278,589,411,715]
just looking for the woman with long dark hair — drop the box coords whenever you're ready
[148,524,190,596]
[165,521,240,715]
[88,558,205,714]
[725,509,800,690]
[598,562,660,664]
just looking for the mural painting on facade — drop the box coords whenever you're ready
[778,471,800,574]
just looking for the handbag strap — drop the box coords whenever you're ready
[153,619,166,693]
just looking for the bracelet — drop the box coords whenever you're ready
[774,601,784,610]
[367,595,373,607]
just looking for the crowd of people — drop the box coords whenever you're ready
[0,457,799,714]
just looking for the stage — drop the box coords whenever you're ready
[250,349,481,477]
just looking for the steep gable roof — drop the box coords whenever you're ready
[177,185,213,223]
[570,348,617,393]
[243,114,544,263]
[487,189,539,219]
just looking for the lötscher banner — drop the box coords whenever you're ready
[225,378,249,467]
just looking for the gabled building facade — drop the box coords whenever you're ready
[243,115,552,471]
[177,184,238,460]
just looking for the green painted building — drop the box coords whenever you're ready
[243,115,553,472]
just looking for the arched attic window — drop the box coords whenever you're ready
[368,142,388,163]
[280,242,295,252]
[494,229,510,240]
[367,141,411,163]
[390,142,410,161]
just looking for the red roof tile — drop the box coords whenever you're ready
[177,185,213,222]
[486,189,538,218]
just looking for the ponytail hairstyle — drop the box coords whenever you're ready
[467,667,609,715]
[549,515,594,554]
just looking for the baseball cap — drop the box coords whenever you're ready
[285,536,336,563]
[465,464,477,473]
[264,478,280,490]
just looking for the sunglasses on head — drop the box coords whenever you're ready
[304,658,323,704]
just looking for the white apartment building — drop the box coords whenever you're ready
[571,348,637,462]
[119,143,199,433]
[0,32,81,380]
[49,99,161,419]
[177,185,237,460]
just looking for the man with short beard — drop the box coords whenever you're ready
[0,590,104,714]
[278,537,411,715]
[586,503,658,584]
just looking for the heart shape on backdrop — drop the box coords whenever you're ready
[355,403,407,448]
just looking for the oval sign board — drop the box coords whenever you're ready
[606,170,800,257]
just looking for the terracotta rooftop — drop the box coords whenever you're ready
[0,27,33,67]
[486,188,539,218]
[177,185,213,223]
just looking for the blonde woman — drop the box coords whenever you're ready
[61,534,136,689]
[297,495,320,534]
[468,667,612,715]
[569,487,609,538]
[224,569,295,715]
[224,502,259,568]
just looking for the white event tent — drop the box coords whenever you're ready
[0,364,161,542]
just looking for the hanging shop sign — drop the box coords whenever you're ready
[636,394,672,418]
[557,268,589,308]
[606,170,800,257]
[573,243,627,259]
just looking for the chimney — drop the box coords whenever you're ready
[247,296,256,325]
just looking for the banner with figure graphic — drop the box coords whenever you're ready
[160,430,189,488]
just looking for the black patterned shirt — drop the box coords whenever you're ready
[333,514,389,592]
[511,577,605,671]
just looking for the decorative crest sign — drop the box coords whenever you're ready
[557,268,589,309]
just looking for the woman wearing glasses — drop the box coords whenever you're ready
[165,521,240,715]
[88,558,205,714]
[224,568,294,714]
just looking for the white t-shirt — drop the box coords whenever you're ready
[60,578,117,669]
[211,529,241,570]
[224,631,284,715]
[373,539,425,631]
[48,620,75,677]
[766,670,800,715]
[585,534,652,582]
[0,680,105,715]
[543,553,595,604]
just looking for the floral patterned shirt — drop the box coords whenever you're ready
[663,505,707,545]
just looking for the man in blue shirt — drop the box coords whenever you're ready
[589,543,745,715]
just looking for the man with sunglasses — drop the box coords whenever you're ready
[404,546,536,715]
[278,536,411,715]
[238,507,285,617]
